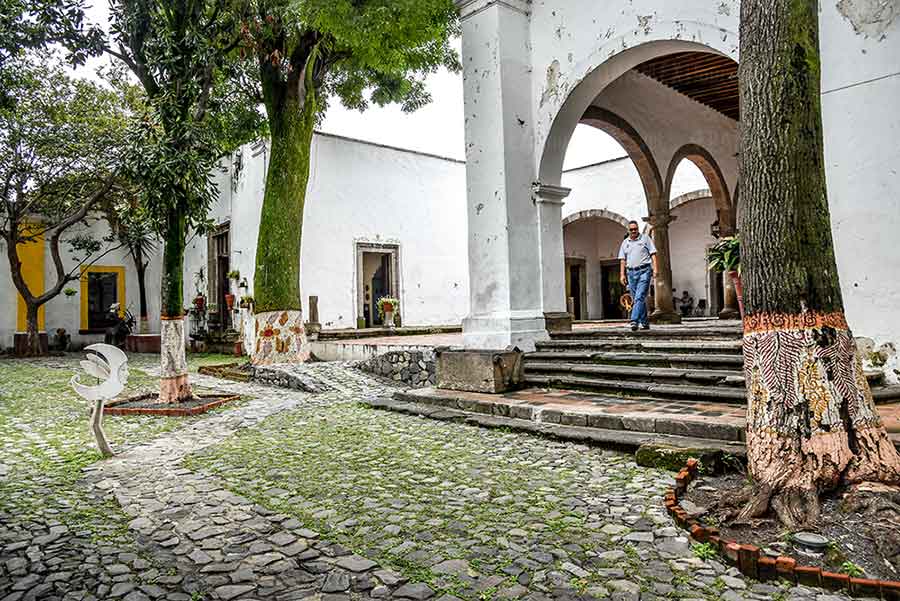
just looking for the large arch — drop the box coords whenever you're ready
[670,189,712,212]
[579,107,665,215]
[665,144,735,234]
[537,38,737,188]
[562,209,630,230]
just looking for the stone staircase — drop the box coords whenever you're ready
[524,324,900,405]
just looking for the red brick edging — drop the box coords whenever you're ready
[103,394,241,417]
[666,459,900,600]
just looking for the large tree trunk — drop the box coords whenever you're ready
[135,250,150,335]
[159,207,192,403]
[250,65,313,366]
[739,0,900,527]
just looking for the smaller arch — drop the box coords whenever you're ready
[665,145,734,233]
[670,189,712,211]
[562,209,631,230]
[580,107,665,215]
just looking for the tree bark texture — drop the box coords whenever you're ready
[159,207,192,403]
[134,247,150,335]
[739,0,900,526]
[250,52,317,365]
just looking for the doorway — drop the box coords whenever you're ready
[708,268,725,316]
[564,258,587,320]
[356,243,400,328]
[207,223,231,330]
[600,261,627,320]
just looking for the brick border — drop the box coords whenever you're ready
[666,459,900,600]
[103,393,241,417]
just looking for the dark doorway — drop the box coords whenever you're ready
[708,269,725,316]
[564,259,587,320]
[370,254,391,326]
[600,262,627,319]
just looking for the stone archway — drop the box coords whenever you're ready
[562,209,631,230]
[665,144,735,235]
[579,107,666,216]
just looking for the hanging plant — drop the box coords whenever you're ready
[227,269,241,280]
[63,287,78,297]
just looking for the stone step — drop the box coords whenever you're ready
[873,385,900,404]
[524,362,746,387]
[535,339,744,354]
[525,351,745,369]
[366,395,749,456]
[382,387,900,452]
[523,374,749,404]
[552,326,742,341]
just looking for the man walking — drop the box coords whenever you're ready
[618,221,659,331]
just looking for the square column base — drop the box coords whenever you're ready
[650,310,682,325]
[462,313,549,352]
[543,312,572,334]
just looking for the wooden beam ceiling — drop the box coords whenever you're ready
[633,52,740,121]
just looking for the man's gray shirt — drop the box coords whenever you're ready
[618,233,657,269]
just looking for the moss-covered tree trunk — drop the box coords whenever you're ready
[739,0,900,527]
[159,205,192,402]
[134,246,150,334]
[249,57,315,365]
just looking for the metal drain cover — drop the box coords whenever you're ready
[793,532,829,550]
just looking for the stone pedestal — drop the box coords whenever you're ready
[125,334,161,353]
[436,347,524,394]
[306,295,322,339]
[646,214,682,324]
[718,272,741,320]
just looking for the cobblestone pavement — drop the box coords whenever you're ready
[1,357,867,601]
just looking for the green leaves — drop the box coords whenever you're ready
[706,236,741,273]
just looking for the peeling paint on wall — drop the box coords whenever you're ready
[540,59,562,108]
[836,0,898,39]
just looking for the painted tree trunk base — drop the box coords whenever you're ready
[159,317,192,403]
[740,311,900,528]
[251,310,310,366]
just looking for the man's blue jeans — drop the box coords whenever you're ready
[627,265,653,326]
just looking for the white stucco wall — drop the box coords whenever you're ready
[670,195,718,315]
[562,159,645,223]
[0,217,163,349]
[186,133,470,331]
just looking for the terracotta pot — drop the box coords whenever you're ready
[225,293,235,310]
[729,271,745,319]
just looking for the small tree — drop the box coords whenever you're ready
[104,194,157,334]
[0,55,126,355]
[106,0,265,401]
[240,0,459,364]
[738,0,900,526]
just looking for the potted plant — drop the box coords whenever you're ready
[376,297,400,329]
[239,295,254,309]
[193,268,207,311]
[63,287,77,298]
[706,235,743,317]
[227,269,241,281]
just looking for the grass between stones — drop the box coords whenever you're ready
[183,400,678,600]
[0,354,242,533]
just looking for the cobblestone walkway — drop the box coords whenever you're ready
[1,359,866,601]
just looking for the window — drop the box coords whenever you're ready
[80,266,126,332]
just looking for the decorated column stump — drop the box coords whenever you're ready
[251,310,310,366]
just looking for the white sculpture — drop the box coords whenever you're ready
[71,344,129,458]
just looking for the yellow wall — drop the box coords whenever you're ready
[16,231,45,332]
[80,265,126,331]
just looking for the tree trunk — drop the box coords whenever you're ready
[135,249,150,335]
[24,303,42,357]
[250,67,314,365]
[159,207,192,403]
[739,0,900,527]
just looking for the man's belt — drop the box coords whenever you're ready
[627,264,651,271]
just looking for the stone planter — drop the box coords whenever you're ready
[384,310,396,329]
[436,347,524,394]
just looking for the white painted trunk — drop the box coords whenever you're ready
[160,317,191,403]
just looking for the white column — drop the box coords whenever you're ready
[534,183,572,332]
[457,0,547,351]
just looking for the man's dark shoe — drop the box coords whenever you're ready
[630,322,639,332]
[640,323,650,330]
